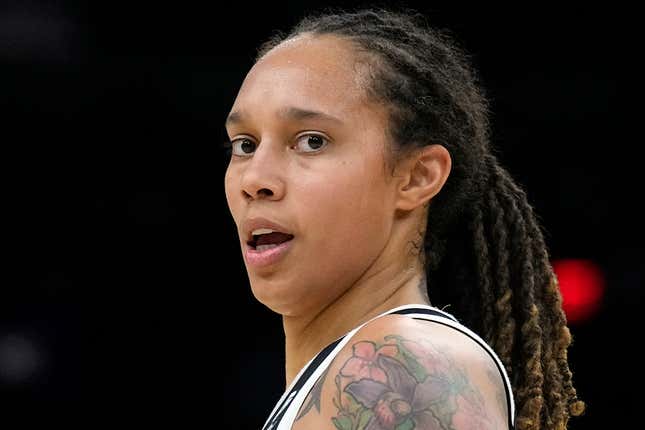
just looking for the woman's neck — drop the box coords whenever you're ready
[282,267,429,386]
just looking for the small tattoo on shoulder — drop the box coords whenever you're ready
[296,367,330,421]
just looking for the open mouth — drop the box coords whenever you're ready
[247,231,295,252]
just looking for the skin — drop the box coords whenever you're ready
[224,34,507,428]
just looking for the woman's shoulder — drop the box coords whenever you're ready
[292,312,510,430]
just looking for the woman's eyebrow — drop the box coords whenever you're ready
[279,106,345,124]
[225,106,344,127]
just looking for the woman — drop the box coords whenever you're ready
[224,7,584,430]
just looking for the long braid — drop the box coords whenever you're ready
[471,194,496,345]
[483,162,516,378]
[515,182,564,429]
[494,164,545,429]
[504,166,584,426]
[256,7,585,428]
[527,209,585,422]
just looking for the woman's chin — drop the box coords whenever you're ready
[250,282,311,317]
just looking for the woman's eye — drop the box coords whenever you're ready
[228,134,329,157]
[295,134,329,153]
[231,138,257,156]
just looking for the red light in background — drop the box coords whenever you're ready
[552,259,605,323]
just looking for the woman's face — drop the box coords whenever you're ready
[224,35,400,316]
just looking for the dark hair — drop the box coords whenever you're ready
[254,6,584,430]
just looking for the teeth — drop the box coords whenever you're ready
[256,244,279,252]
[252,228,275,236]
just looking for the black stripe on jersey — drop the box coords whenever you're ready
[263,337,342,430]
[390,306,459,322]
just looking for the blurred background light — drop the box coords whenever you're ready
[0,333,44,384]
[552,258,606,324]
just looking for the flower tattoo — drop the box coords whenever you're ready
[340,341,398,384]
[331,336,495,430]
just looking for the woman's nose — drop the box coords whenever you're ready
[240,145,285,202]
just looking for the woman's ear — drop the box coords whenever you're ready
[394,144,451,212]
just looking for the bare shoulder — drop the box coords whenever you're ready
[292,314,509,430]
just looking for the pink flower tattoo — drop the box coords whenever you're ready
[340,341,398,383]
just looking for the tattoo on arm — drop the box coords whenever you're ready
[486,366,507,429]
[330,335,497,430]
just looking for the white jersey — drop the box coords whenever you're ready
[262,304,515,430]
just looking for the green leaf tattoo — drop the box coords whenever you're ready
[332,415,352,430]
[395,417,415,430]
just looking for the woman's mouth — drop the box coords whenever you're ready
[244,232,295,268]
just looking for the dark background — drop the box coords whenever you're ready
[1,1,637,428]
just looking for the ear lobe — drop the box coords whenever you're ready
[395,144,451,212]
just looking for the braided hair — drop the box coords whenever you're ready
[255,7,585,430]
